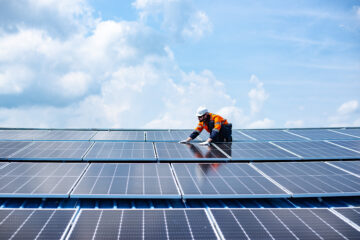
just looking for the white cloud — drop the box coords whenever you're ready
[285,120,304,128]
[328,100,360,127]
[0,0,274,130]
[57,72,92,98]
[132,0,212,40]
[247,118,274,129]
[248,74,269,115]
[337,100,358,115]
[0,65,33,94]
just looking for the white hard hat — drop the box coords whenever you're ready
[196,106,208,116]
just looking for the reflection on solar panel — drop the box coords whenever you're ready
[39,130,96,140]
[92,131,145,141]
[329,140,360,153]
[334,207,360,226]
[211,208,360,240]
[273,141,360,159]
[240,129,305,141]
[0,141,32,159]
[0,162,87,197]
[0,162,8,169]
[332,129,360,138]
[0,130,49,140]
[68,209,218,240]
[328,161,360,175]
[71,163,180,198]
[155,142,228,161]
[198,130,253,142]
[172,163,289,198]
[146,130,195,142]
[84,142,156,161]
[254,162,360,197]
[288,129,358,140]
[9,141,92,161]
[0,209,75,240]
[215,142,299,161]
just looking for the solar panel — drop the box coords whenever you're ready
[0,209,75,240]
[215,142,299,161]
[71,163,180,198]
[92,131,145,141]
[0,130,49,140]
[9,141,92,161]
[146,130,197,142]
[198,130,253,141]
[155,142,228,161]
[0,141,33,160]
[67,209,218,240]
[84,142,156,161]
[0,162,8,169]
[240,129,305,141]
[334,207,360,226]
[333,128,360,137]
[273,141,360,159]
[38,130,96,140]
[288,129,359,140]
[328,161,360,175]
[211,208,360,240]
[328,140,360,153]
[253,162,360,197]
[172,163,289,198]
[0,162,88,198]
[332,128,360,138]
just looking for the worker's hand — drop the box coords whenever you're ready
[179,139,190,144]
[199,141,210,146]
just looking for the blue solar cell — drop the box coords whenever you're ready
[288,129,358,140]
[0,141,33,159]
[9,141,92,161]
[328,161,360,175]
[38,130,96,140]
[0,162,88,198]
[155,142,228,161]
[334,207,360,226]
[173,163,289,198]
[146,130,196,142]
[92,131,145,141]
[0,130,49,140]
[328,140,360,153]
[84,142,156,161]
[0,209,75,240]
[71,163,180,198]
[273,141,360,159]
[68,209,218,240]
[332,129,360,138]
[254,162,360,197]
[215,142,299,161]
[211,208,360,240]
[240,129,305,141]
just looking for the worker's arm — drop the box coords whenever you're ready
[180,123,203,143]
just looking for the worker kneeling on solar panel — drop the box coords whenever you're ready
[180,106,232,145]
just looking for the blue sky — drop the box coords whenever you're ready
[0,0,359,128]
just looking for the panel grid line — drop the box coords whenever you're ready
[331,208,360,232]
[309,210,347,239]
[269,142,303,158]
[289,210,323,240]
[34,210,56,240]
[325,140,360,154]
[9,210,35,240]
[325,162,360,178]
[269,210,299,240]
[249,209,275,240]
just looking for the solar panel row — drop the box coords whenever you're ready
[1,208,358,240]
[1,128,360,141]
[2,140,360,162]
[0,161,359,199]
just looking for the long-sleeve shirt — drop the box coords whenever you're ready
[190,113,229,140]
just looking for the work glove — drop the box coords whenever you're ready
[179,139,189,144]
[199,141,210,146]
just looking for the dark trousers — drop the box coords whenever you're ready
[213,124,232,142]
